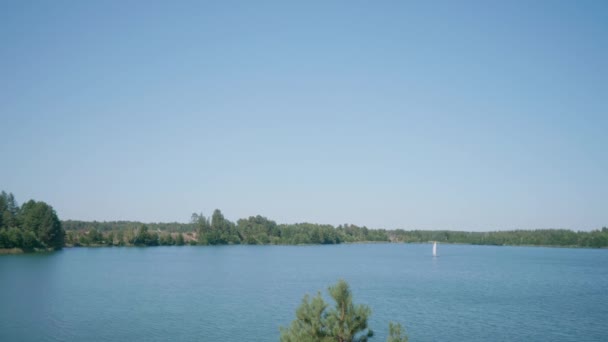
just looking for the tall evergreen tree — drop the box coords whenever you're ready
[192,212,211,244]
[211,209,225,231]
[1,191,19,229]
[281,280,408,342]
[326,280,373,342]
[281,280,373,342]
[281,293,330,342]
[0,191,7,228]
[387,322,408,342]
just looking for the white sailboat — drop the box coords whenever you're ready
[432,241,437,257]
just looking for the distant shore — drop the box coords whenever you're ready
[63,217,608,250]
[0,242,427,255]
[4,240,606,256]
[2,191,607,255]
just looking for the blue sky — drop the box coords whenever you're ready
[1,1,606,230]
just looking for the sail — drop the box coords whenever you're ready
[432,241,437,257]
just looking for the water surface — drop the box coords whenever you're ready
[1,244,606,341]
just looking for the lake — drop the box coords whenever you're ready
[1,244,607,341]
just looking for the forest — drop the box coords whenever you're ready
[0,191,64,251]
[62,214,608,249]
[1,191,607,252]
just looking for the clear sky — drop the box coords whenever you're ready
[1,1,606,231]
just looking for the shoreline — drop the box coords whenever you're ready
[0,247,56,255]
[4,241,605,255]
[66,241,608,250]
[0,248,24,255]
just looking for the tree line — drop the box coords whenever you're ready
[0,191,65,251]
[62,210,389,247]
[64,209,608,248]
[390,228,608,248]
[2,190,607,251]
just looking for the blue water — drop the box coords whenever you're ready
[0,244,607,341]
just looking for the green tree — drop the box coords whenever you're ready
[106,231,115,246]
[193,211,240,244]
[281,293,330,342]
[325,280,373,342]
[132,225,150,246]
[0,229,8,247]
[211,209,225,231]
[281,280,408,342]
[281,280,373,342]
[159,233,174,246]
[19,200,64,249]
[147,231,159,246]
[65,231,77,246]
[116,230,125,246]
[175,233,185,246]
[88,228,102,244]
[22,231,39,249]
[6,227,23,248]
[387,322,408,342]
[133,225,160,246]
[1,191,19,229]
[0,191,7,229]
[193,212,212,245]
